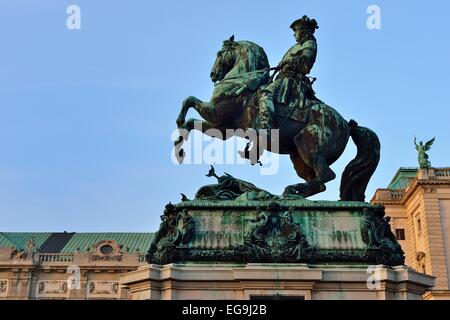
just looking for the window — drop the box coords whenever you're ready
[417,218,422,236]
[100,244,114,255]
[395,229,405,240]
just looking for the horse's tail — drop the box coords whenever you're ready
[339,119,380,202]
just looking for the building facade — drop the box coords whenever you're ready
[0,232,152,299]
[371,167,450,300]
[1,167,449,300]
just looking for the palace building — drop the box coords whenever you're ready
[371,167,450,300]
[1,166,449,300]
[0,233,152,299]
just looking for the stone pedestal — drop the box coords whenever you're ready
[120,263,434,300]
[130,196,434,299]
[147,199,405,266]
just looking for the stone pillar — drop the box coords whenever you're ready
[420,193,449,290]
[406,209,418,269]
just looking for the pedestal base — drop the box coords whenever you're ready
[120,263,434,300]
[148,200,405,266]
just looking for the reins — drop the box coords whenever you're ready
[214,67,279,86]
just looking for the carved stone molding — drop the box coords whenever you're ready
[0,280,8,296]
[416,251,426,261]
[37,280,68,296]
[90,255,122,262]
[87,281,119,296]
[238,204,314,262]
[90,239,122,256]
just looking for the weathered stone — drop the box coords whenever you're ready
[120,263,434,300]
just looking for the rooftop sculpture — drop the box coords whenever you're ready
[414,137,435,169]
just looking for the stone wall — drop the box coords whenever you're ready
[0,251,146,299]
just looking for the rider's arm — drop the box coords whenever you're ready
[245,71,270,91]
[235,71,270,96]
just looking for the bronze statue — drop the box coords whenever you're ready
[414,137,435,169]
[175,16,380,201]
[246,16,319,161]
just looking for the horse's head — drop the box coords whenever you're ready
[210,35,238,82]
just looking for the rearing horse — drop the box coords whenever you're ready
[175,36,380,201]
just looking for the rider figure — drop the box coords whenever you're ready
[241,15,319,163]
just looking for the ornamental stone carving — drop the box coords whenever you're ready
[90,255,122,262]
[87,281,119,295]
[360,207,405,265]
[147,203,196,264]
[37,281,68,295]
[239,204,314,262]
[0,280,7,296]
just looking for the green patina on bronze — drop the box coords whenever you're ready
[147,195,404,266]
[174,16,380,202]
[148,17,405,266]
[414,137,435,169]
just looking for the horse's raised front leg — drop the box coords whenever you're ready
[175,118,227,164]
[180,118,220,133]
[176,96,215,128]
[175,96,216,163]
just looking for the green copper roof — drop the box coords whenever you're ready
[0,232,154,254]
[0,232,52,250]
[60,233,154,254]
[387,167,418,190]
[0,233,18,248]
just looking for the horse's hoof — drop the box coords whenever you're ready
[294,183,307,194]
[174,135,184,147]
[282,183,307,197]
[282,185,297,196]
[175,148,185,164]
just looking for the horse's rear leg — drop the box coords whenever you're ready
[298,154,334,197]
[283,154,317,196]
[288,131,336,198]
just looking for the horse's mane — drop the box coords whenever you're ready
[236,41,270,71]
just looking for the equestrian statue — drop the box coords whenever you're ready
[175,16,380,201]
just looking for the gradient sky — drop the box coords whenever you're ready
[1,0,449,232]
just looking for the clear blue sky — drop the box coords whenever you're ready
[1,0,449,232]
